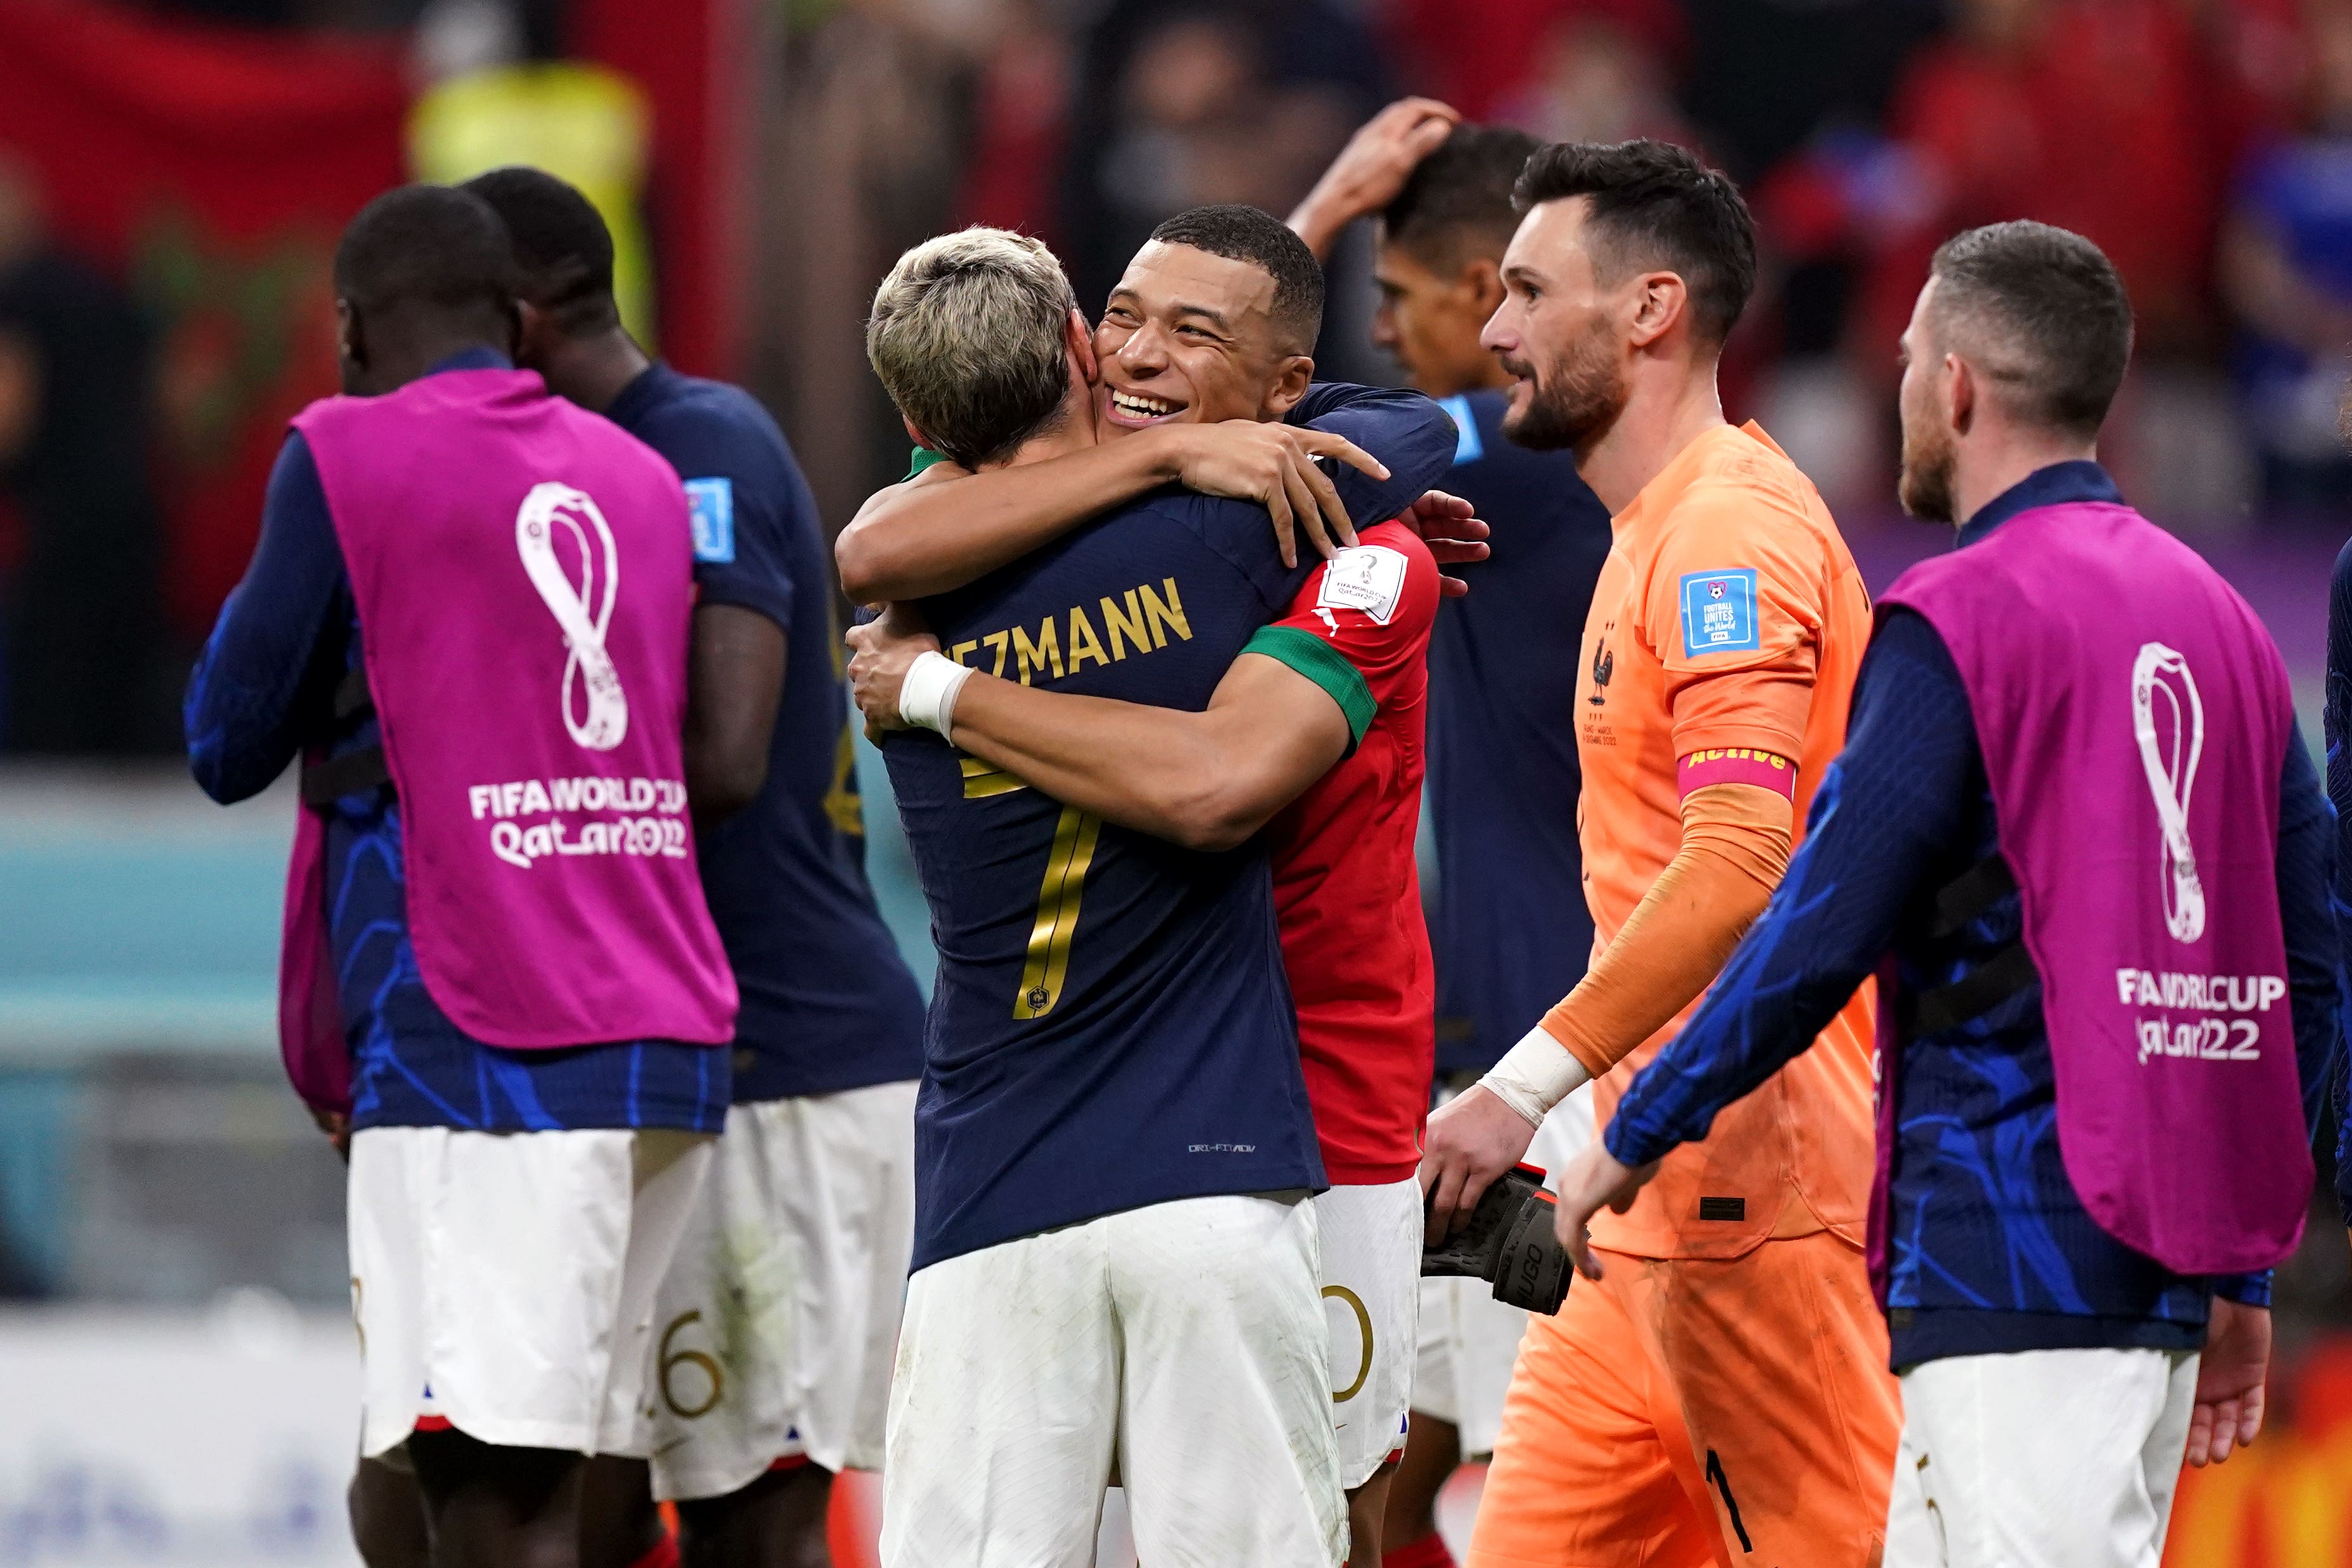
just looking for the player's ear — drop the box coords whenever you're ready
[901,413,934,454]
[1065,306,1099,384]
[1626,270,1688,351]
[1262,353,1315,420]
[514,299,557,366]
[501,299,526,363]
[1459,256,1505,318]
[1948,354,1978,438]
[336,298,369,394]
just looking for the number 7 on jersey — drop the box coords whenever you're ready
[1017,806,1100,1018]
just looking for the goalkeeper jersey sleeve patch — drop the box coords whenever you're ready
[1678,568,1760,657]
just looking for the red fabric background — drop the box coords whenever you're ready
[0,0,409,634]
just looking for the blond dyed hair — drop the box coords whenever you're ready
[866,228,1077,469]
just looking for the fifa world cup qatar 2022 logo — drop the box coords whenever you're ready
[516,481,629,752]
[2131,641,2205,944]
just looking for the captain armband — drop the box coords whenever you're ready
[899,650,976,736]
[1676,747,1797,800]
[1479,1023,1593,1129]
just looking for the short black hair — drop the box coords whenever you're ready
[460,166,619,335]
[334,184,518,322]
[1513,140,1757,346]
[1382,124,1540,271]
[1146,204,1324,354]
[1928,221,2134,439]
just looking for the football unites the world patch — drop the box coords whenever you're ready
[1678,568,1760,657]
[685,476,735,563]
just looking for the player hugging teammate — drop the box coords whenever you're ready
[846,209,1465,1567]
[190,107,2344,1568]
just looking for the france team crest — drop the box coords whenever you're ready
[1678,568,1760,657]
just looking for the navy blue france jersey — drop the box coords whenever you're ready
[2322,534,2352,1223]
[606,365,925,1102]
[185,350,725,1133]
[1607,464,2337,1369]
[888,384,1456,1271]
[1425,390,1612,1075]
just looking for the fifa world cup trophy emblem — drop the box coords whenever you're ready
[516,481,630,751]
[2131,641,2205,943]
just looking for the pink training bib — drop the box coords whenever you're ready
[1872,501,2308,1278]
[278,369,735,1111]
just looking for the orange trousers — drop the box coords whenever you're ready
[1467,1230,1898,1568]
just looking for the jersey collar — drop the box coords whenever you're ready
[1957,461,2121,549]
[606,361,681,429]
[426,345,512,376]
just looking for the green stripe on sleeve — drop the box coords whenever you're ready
[1243,624,1376,747]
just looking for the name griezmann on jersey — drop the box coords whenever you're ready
[944,577,1194,683]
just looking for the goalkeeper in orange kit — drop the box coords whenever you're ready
[1418,140,1895,1568]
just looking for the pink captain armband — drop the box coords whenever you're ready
[1676,747,1797,800]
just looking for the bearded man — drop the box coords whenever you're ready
[1416,139,1895,1568]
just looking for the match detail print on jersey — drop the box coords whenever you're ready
[1315,545,1410,629]
[1677,568,1760,658]
[516,481,629,751]
[2131,641,2205,943]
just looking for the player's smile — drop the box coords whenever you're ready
[1102,381,1190,429]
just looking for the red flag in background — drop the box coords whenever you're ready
[0,0,408,636]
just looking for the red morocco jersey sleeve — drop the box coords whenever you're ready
[1242,520,1442,1184]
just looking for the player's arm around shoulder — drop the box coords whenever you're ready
[844,613,1351,854]
[833,423,1386,603]
[842,537,1439,854]
[1050,528,1442,848]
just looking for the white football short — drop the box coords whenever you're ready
[1885,1345,2198,1568]
[348,1124,712,1458]
[643,1080,918,1499]
[882,1191,1343,1568]
[1317,1177,1423,1488]
[1411,1084,1593,1456]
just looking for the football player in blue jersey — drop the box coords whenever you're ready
[1290,105,1616,1568]
[460,168,931,1568]
[856,220,1456,1566]
[190,186,733,1568]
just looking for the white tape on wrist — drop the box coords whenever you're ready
[898,650,975,736]
[1479,1024,1593,1128]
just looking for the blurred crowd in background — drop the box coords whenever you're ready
[2,10,2349,1557]
[1,0,2349,761]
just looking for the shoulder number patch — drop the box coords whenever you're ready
[1317,544,1410,626]
[1678,568,1760,657]
[686,477,735,563]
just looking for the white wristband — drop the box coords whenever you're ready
[1479,1024,1593,1128]
[898,650,975,736]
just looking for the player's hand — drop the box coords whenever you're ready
[1419,1084,1539,1245]
[1548,1142,1659,1282]
[2187,1295,2272,1466]
[310,1107,351,1163]
[1393,490,1491,598]
[1157,421,1385,568]
[1287,98,1463,260]
[845,605,941,737]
